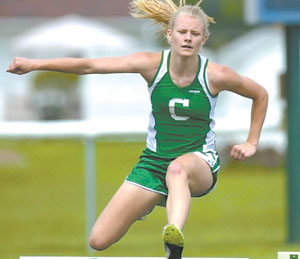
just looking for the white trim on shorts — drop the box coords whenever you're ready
[193,150,220,173]
[125,180,168,196]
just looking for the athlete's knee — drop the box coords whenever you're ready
[167,160,186,179]
[168,160,182,174]
[89,231,112,251]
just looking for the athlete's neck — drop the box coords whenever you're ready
[169,52,199,87]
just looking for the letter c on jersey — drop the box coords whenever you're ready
[169,98,190,121]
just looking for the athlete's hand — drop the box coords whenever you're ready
[6,57,34,75]
[230,142,257,161]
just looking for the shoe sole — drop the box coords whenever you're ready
[162,224,184,247]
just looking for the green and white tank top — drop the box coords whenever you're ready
[146,49,218,157]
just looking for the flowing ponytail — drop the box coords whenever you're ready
[129,0,215,38]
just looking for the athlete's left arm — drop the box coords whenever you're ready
[208,62,269,161]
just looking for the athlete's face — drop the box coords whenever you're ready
[167,15,207,57]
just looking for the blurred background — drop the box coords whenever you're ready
[0,0,299,258]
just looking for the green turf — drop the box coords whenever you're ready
[0,139,299,259]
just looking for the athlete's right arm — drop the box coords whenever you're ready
[6,52,160,80]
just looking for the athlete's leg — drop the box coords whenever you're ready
[163,153,213,258]
[166,153,213,230]
[89,182,162,251]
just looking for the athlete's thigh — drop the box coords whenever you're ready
[175,153,213,196]
[90,182,162,243]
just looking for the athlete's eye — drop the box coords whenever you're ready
[192,31,201,36]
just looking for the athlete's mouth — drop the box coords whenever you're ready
[182,45,192,49]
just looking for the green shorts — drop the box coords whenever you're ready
[125,148,220,207]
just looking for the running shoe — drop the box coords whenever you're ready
[162,224,184,259]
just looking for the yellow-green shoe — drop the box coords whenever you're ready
[162,224,184,259]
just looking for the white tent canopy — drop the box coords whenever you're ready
[215,25,285,131]
[12,14,138,57]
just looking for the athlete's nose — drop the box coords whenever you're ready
[184,32,192,42]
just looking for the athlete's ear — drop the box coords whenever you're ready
[201,35,208,46]
[166,29,172,45]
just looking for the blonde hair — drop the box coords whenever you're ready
[129,0,215,38]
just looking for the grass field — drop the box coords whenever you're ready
[0,138,299,259]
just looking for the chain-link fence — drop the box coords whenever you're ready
[0,136,295,259]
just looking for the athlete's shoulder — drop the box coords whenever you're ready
[129,51,163,84]
[124,51,161,74]
[131,51,161,65]
[207,61,241,94]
